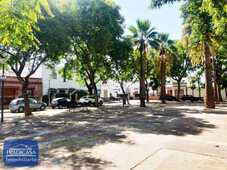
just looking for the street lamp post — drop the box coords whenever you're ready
[48,77,52,107]
[0,58,8,123]
[48,81,50,106]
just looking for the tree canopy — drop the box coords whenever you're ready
[0,0,52,49]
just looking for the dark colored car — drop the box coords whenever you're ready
[159,94,178,101]
[110,96,120,101]
[181,95,203,101]
[51,97,77,109]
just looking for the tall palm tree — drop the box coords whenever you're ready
[156,33,175,104]
[129,19,158,107]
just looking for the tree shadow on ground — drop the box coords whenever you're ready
[0,104,219,169]
[99,106,216,136]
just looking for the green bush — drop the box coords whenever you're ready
[70,89,88,100]
[56,93,69,98]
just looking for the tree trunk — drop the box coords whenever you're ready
[145,79,149,102]
[93,82,98,106]
[225,88,227,99]
[119,82,130,105]
[198,81,201,98]
[204,44,215,108]
[86,54,98,107]
[217,81,223,102]
[177,80,181,101]
[84,80,93,95]
[90,70,98,107]
[139,45,146,107]
[88,88,93,95]
[22,80,32,116]
[146,88,149,102]
[211,51,219,104]
[160,54,166,104]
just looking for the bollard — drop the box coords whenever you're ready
[123,98,126,107]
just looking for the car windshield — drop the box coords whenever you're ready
[11,99,20,104]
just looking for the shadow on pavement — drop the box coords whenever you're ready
[0,103,220,169]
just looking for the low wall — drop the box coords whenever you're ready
[102,97,110,102]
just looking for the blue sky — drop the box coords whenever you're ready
[113,0,183,40]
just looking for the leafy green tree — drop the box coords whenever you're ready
[144,49,158,102]
[194,68,204,98]
[170,41,192,100]
[202,0,227,37]
[0,0,52,49]
[150,0,226,108]
[0,1,71,116]
[150,0,181,8]
[155,33,175,104]
[182,1,216,108]
[59,57,95,95]
[149,73,161,96]
[108,37,134,104]
[63,0,124,107]
[150,0,226,38]
[189,78,196,96]
[129,19,158,107]
[133,48,157,102]
[220,73,227,99]
[215,47,227,102]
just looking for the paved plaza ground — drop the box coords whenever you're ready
[0,100,227,169]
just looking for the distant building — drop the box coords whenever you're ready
[41,65,84,96]
[100,78,227,100]
[0,67,43,106]
[41,65,101,97]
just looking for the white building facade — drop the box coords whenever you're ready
[100,78,227,100]
[42,65,86,96]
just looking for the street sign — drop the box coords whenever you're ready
[1,74,6,81]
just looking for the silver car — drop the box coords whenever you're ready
[9,98,47,113]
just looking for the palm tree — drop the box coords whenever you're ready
[156,33,175,104]
[129,19,158,107]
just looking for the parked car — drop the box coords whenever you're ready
[9,98,47,113]
[79,95,103,106]
[50,97,77,109]
[110,96,120,101]
[181,95,203,101]
[159,94,178,101]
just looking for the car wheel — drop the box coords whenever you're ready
[88,101,92,106]
[40,105,45,111]
[99,101,103,105]
[51,107,55,109]
[11,110,16,113]
[18,107,24,113]
[58,105,63,109]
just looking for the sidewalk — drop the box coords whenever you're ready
[0,102,227,169]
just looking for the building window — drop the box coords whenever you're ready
[27,90,32,95]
